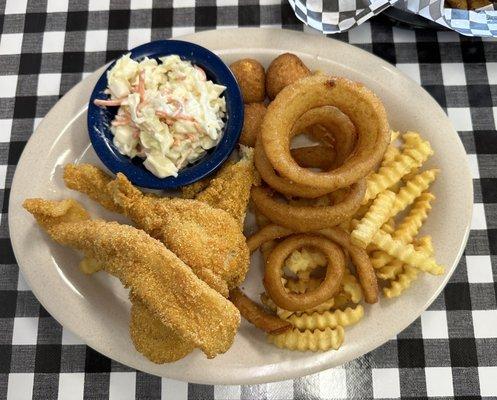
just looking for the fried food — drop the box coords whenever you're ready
[284,305,364,330]
[255,105,354,199]
[64,164,121,213]
[319,228,379,304]
[351,190,397,248]
[64,164,250,297]
[291,145,336,170]
[246,224,292,252]
[371,230,444,275]
[240,103,266,147]
[109,173,250,295]
[363,135,433,202]
[251,180,366,232]
[264,234,346,311]
[267,326,345,351]
[266,53,310,100]
[181,172,220,199]
[23,198,240,359]
[195,146,257,228]
[254,139,332,199]
[229,288,292,334]
[291,106,357,167]
[130,301,194,363]
[261,75,390,191]
[230,58,265,103]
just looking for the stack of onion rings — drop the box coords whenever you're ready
[252,73,390,233]
[260,75,390,191]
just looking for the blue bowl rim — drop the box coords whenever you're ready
[87,39,244,190]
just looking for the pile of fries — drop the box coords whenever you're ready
[249,131,443,352]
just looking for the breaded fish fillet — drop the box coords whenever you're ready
[195,146,257,228]
[23,198,240,358]
[181,161,235,200]
[130,300,194,363]
[64,164,250,297]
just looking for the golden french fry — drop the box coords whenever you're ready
[268,326,345,352]
[372,230,444,275]
[342,273,363,303]
[383,265,419,298]
[414,235,434,256]
[376,260,403,280]
[285,305,364,330]
[374,190,436,269]
[285,248,327,275]
[285,277,321,294]
[351,190,396,248]
[371,250,393,269]
[364,136,434,203]
[394,192,435,243]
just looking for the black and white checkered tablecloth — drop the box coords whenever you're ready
[0,1,496,399]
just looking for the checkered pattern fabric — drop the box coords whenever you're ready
[291,0,497,36]
[0,1,496,399]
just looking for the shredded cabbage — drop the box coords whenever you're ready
[101,54,226,178]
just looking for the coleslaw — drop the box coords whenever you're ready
[94,54,227,178]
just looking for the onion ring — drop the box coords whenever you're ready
[306,124,335,146]
[318,227,379,304]
[251,179,366,232]
[261,75,390,190]
[229,288,292,334]
[291,106,356,167]
[264,234,346,311]
[247,224,293,253]
[291,145,336,170]
[255,105,356,199]
[255,139,331,199]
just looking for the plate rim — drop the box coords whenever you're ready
[8,27,473,385]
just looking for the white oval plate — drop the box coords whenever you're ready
[9,28,472,385]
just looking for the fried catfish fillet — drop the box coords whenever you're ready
[23,198,240,359]
[64,164,250,297]
[195,146,257,228]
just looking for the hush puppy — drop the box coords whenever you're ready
[230,58,266,103]
[266,53,310,99]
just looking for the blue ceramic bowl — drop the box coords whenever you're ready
[88,40,244,190]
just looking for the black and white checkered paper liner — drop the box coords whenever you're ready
[289,0,497,36]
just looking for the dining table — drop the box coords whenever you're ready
[0,1,496,399]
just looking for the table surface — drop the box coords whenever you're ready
[1,1,496,399]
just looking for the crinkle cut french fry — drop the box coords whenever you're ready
[383,265,419,298]
[414,235,434,256]
[286,305,364,330]
[394,192,435,243]
[391,130,400,142]
[268,326,345,352]
[351,190,396,248]
[373,189,436,269]
[391,169,438,216]
[364,155,418,204]
[364,138,433,203]
[376,260,403,280]
[382,237,432,298]
[381,146,401,168]
[372,230,444,275]
[285,248,327,275]
[381,131,401,167]
[342,273,363,303]
[285,277,321,294]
